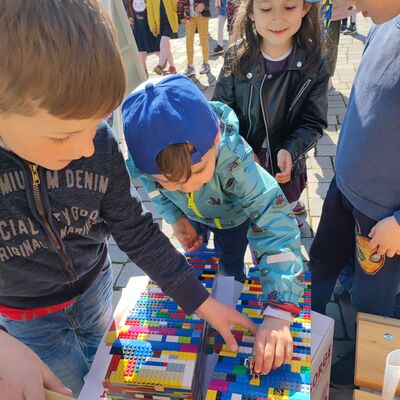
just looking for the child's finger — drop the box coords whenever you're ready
[272,341,285,370]
[368,235,378,250]
[253,337,266,374]
[261,339,275,375]
[377,245,388,256]
[275,171,290,179]
[283,341,293,364]
[368,225,376,238]
[218,326,238,352]
[41,362,73,397]
[386,249,396,258]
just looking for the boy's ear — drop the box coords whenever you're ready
[214,131,220,145]
[249,12,255,22]
[302,2,312,16]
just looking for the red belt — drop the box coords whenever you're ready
[0,299,76,320]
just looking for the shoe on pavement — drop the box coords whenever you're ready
[343,23,357,35]
[199,62,211,74]
[182,64,195,77]
[291,200,306,215]
[330,348,357,390]
[212,45,224,55]
[165,66,177,75]
[153,64,165,75]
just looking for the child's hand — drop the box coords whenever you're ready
[172,218,203,252]
[215,6,221,13]
[129,17,134,26]
[0,330,73,399]
[195,297,257,351]
[181,19,186,26]
[253,317,293,375]
[275,149,292,184]
[152,28,157,37]
[195,3,205,13]
[368,216,400,257]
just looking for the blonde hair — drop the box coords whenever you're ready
[0,0,126,119]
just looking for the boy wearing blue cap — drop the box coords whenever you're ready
[124,74,305,375]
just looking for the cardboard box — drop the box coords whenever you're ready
[311,311,335,400]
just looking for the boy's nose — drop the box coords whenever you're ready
[76,131,95,158]
[79,140,95,158]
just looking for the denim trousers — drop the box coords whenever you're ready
[191,219,249,283]
[0,264,113,397]
[309,177,400,318]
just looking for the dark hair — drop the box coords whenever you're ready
[0,0,125,118]
[156,143,194,182]
[230,1,324,80]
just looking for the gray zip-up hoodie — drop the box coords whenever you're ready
[0,122,208,314]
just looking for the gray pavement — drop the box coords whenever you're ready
[109,14,374,400]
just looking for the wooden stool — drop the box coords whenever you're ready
[354,312,400,398]
[353,389,381,400]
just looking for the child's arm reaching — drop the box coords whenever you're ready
[103,132,257,347]
[0,329,73,399]
[221,120,304,373]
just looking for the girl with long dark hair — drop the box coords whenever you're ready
[214,0,329,228]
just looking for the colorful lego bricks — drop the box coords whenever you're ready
[206,268,311,400]
[103,251,220,399]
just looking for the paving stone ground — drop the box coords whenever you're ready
[109,14,374,400]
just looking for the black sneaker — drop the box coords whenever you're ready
[330,348,356,389]
[212,45,224,55]
[343,23,357,35]
[340,23,347,32]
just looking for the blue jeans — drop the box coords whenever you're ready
[0,264,113,397]
[191,220,249,282]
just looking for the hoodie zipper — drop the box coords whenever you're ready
[29,164,77,281]
[259,75,275,176]
[288,78,312,114]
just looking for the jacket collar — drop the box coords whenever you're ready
[244,42,309,82]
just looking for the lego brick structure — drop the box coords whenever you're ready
[103,251,219,399]
[206,268,311,400]
[102,250,311,400]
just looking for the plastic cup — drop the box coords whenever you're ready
[382,349,400,400]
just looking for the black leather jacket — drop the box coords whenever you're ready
[213,44,329,178]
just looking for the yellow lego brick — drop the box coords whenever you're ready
[268,387,289,399]
[250,376,260,386]
[206,390,217,400]
[182,323,191,329]
[220,351,238,357]
[105,330,118,345]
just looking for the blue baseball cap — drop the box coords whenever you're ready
[122,75,219,175]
